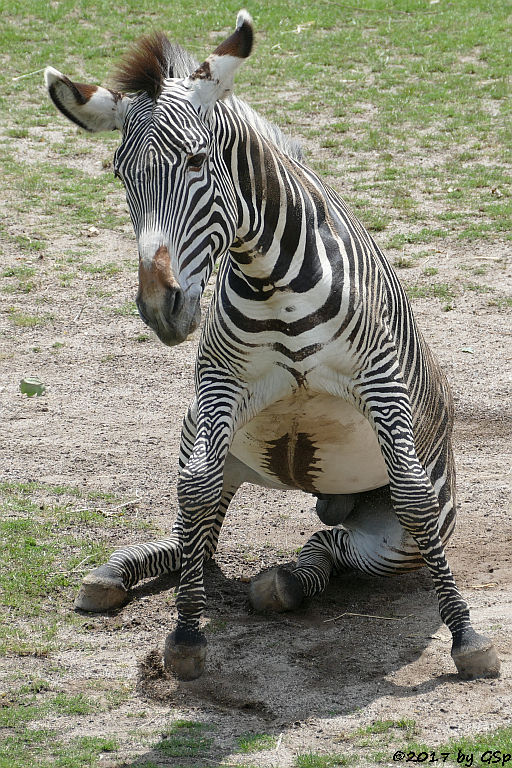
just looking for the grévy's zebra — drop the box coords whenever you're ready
[45,11,499,682]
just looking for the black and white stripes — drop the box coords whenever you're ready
[108,49,467,642]
[48,15,498,680]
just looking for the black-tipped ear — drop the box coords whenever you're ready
[44,67,131,133]
[187,10,254,110]
[212,9,253,60]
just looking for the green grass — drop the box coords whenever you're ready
[237,733,278,753]
[403,725,512,766]
[0,679,119,768]
[0,729,118,768]
[295,753,354,767]
[0,692,95,728]
[111,300,138,316]
[155,720,214,758]
[0,480,151,655]
[79,262,123,276]
[8,309,52,327]
[406,282,455,301]
[0,0,510,263]
[355,719,418,744]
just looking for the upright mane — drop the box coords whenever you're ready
[112,33,304,162]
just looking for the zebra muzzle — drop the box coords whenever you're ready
[136,246,200,345]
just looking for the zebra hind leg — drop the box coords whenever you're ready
[249,487,423,613]
[75,402,200,613]
[74,534,183,612]
[249,492,358,613]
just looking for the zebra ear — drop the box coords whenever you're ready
[44,67,131,133]
[187,9,253,113]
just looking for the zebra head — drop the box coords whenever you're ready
[45,11,253,345]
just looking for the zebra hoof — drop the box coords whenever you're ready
[164,630,207,681]
[451,628,500,680]
[249,568,304,613]
[74,565,128,612]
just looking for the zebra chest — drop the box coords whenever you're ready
[230,392,389,494]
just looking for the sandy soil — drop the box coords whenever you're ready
[1,128,511,766]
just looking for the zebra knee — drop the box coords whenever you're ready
[178,462,223,516]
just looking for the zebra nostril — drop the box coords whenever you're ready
[165,285,184,317]
[136,296,149,325]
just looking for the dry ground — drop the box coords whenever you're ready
[1,121,511,766]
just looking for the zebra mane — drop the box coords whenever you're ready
[112,33,303,162]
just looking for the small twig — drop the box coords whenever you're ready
[73,305,85,322]
[70,554,96,573]
[75,496,142,517]
[324,611,413,623]
[12,68,46,82]
[56,554,96,575]
[469,582,498,589]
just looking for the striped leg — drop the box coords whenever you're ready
[74,403,234,612]
[360,380,499,679]
[249,486,423,611]
[164,379,246,680]
[293,486,425,594]
[251,380,499,679]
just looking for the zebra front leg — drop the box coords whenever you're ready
[75,484,237,613]
[164,458,228,680]
[363,383,500,680]
[164,384,246,680]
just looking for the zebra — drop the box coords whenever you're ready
[45,11,499,682]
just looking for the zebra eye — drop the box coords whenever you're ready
[187,152,206,172]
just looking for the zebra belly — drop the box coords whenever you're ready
[230,393,389,494]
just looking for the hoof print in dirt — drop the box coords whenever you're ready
[164,630,207,681]
[249,568,304,613]
[451,628,501,680]
[74,565,128,612]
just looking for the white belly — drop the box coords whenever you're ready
[230,392,389,494]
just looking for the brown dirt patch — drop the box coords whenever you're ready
[0,114,510,767]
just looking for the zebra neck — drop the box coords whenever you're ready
[225,119,329,293]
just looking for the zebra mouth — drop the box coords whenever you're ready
[136,287,201,347]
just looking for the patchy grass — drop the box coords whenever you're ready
[236,732,278,753]
[402,725,512,766]
[295,753,354,767]
[406,282,456,305]
[354,719,419,746]
[8,309,52,327]
[0,480,151,655]
[0,0,510,265]
[0,729,118,768]
[155,720,215,758]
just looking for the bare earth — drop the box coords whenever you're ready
[1,132,511,766]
